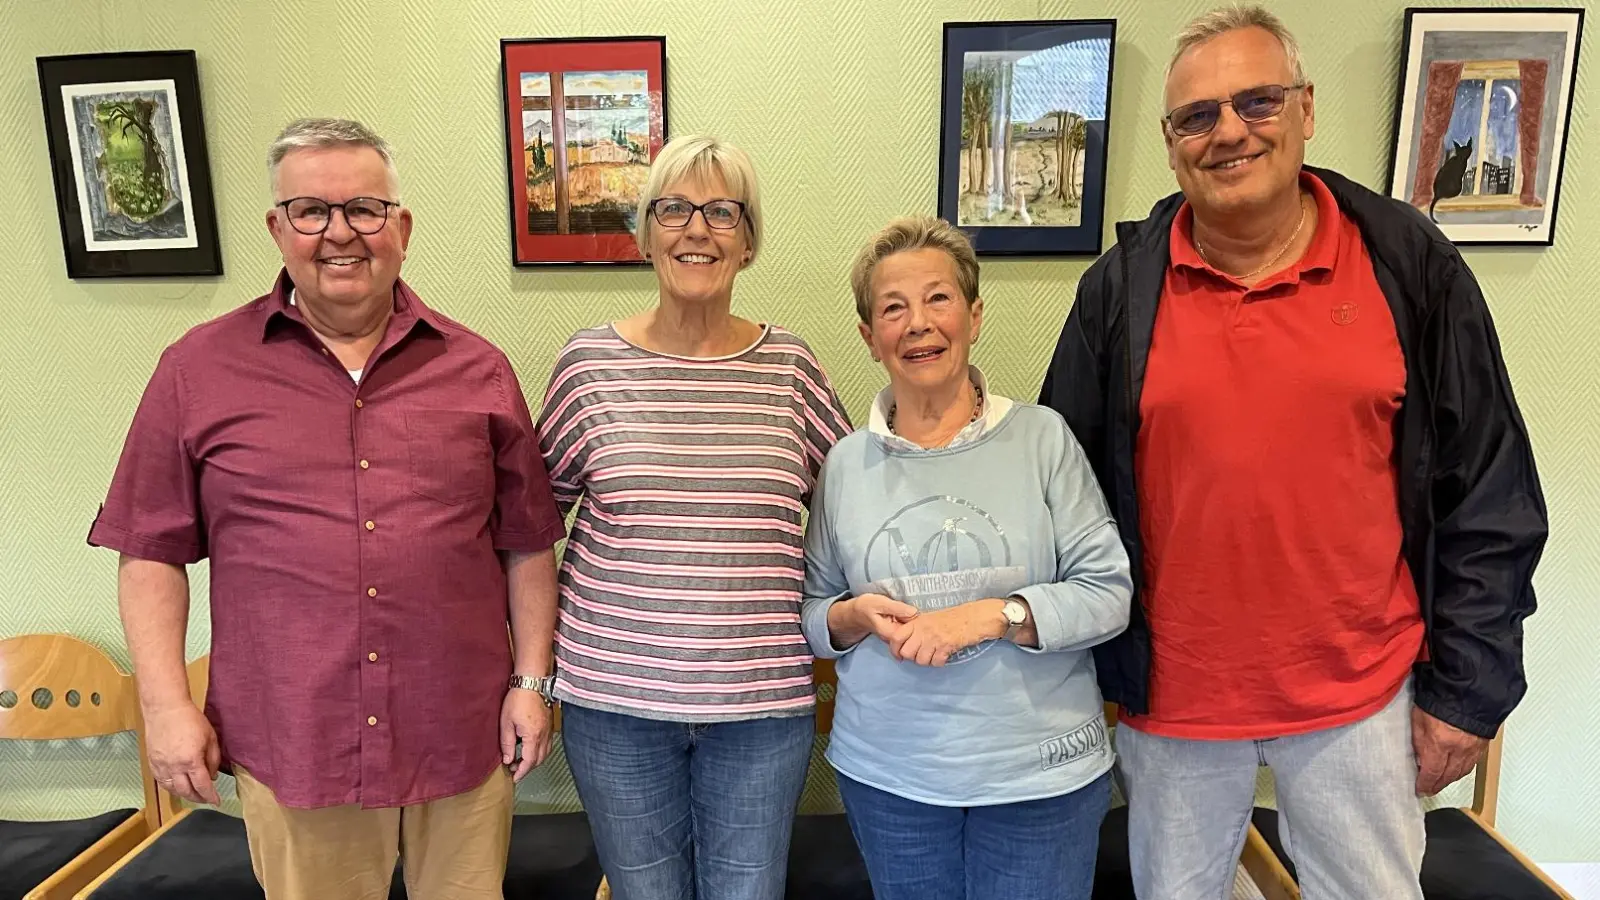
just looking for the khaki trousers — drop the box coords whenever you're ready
[235,765,515,900]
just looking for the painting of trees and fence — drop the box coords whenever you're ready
[957,39,1110,228]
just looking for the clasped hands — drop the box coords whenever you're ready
[837,593,1011,666]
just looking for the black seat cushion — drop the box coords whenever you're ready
[787,814,872,900]
[504,812,603,900]
[1251,806,1565,900]
[1091,806,1137,900]
[88,809,405,900]
[0,809,138,900]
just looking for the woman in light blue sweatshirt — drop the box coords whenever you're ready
[800,216,1134,900]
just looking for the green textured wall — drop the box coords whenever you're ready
[1,0,1594,862]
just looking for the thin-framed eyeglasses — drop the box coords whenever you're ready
[1164,83,1306,137]
[648,197,746,230]
[276,196,400,235]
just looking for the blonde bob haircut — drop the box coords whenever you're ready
[634,135,763,264]
[849,216,980,323]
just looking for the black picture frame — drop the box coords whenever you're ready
[499,36,669,266]
[937,19,1117,257]
[37,50,223,278]
[1384,7,1584,246]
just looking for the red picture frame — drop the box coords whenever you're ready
[499,36,668,265]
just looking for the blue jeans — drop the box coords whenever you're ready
[835,770,1112,900]
[560,703,813,900]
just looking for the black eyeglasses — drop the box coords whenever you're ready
[1164,84,1306,137]
[648,197,746,230]
[276,196,400,235]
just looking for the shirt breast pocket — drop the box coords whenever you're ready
[405,410,493,506]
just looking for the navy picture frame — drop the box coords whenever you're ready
[937,19,1117,257]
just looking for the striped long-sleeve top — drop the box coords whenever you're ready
[535,324,853,722]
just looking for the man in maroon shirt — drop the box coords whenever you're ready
[88,118,568,899]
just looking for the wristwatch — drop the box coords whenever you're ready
[1001,598,1029,640]
[509,674,557,707]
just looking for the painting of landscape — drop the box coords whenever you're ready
[956,38,1109,228]
[522,70,652,234]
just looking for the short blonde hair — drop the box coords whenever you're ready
[267,117,399,199]
[849,217,979,323]
[634,135,763,263]
[1169,5,1306,84]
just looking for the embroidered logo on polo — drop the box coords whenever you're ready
[862,496,1027,665]
[1331,302,1359,325]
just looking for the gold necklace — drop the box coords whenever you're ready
[1196,197,1307,281]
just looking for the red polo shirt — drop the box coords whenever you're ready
[89,271,566,808]
[1123,173,1424,740]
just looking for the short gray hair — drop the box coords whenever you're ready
[267,118,400,199]
[1170,5,1306,84]
[635,135,763,263]
[849,217,979,323]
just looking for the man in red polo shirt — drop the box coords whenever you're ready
[89,118,568,899]
[1039,7,1547,899]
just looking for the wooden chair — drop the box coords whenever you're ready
[0,634,157,900]
[77,657,603,900]
[1249,727,1574,899]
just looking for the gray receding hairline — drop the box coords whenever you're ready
[1168,4,1307,84]
[266,117,401,200]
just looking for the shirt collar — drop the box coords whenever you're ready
[259,269,444,342]
[1168,169,1341,284]
[868,365,1015,451]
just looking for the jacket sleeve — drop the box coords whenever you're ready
[1038,258,1112,481]
[1413,248,1549,739]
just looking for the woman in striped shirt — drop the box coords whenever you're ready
[535,135,852,900]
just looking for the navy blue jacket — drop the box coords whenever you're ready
[1038,166,1548,738]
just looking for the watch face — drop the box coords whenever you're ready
[1003,600,1026,625]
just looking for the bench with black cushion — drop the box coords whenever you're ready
[0,809,138,900]
[1251,806,1567,900]
[503,812,604,899]
[786,814,872,900]
[85,808,601,900]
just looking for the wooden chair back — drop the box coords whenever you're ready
[0,632,161,854]
[0,634,140,740]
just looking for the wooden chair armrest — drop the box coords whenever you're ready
[1241,821,1301,900]
[71,807,196,900]
[1459,809,1576,900]
[22,811,150,900]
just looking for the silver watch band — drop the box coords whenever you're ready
[509,674,557,705]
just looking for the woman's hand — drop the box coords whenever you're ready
[827,593,919,650]
[887,599,1008,666]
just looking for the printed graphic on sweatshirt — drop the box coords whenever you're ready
[863,495,1027,664]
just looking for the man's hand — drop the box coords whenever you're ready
[501,689,554,783]
[886,601,1005,667]
[1413,707,1490,796]
[145,703,222,806]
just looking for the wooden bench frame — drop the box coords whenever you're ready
[0,634,160,900]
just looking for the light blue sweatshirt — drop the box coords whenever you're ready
[801,398,1133,806]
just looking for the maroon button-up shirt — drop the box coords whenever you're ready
[89,271,566,809]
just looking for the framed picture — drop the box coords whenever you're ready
[938,19,1117,256]
[37,51,223,278]
[500,36,668,266]
[1387,8,1584,246]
